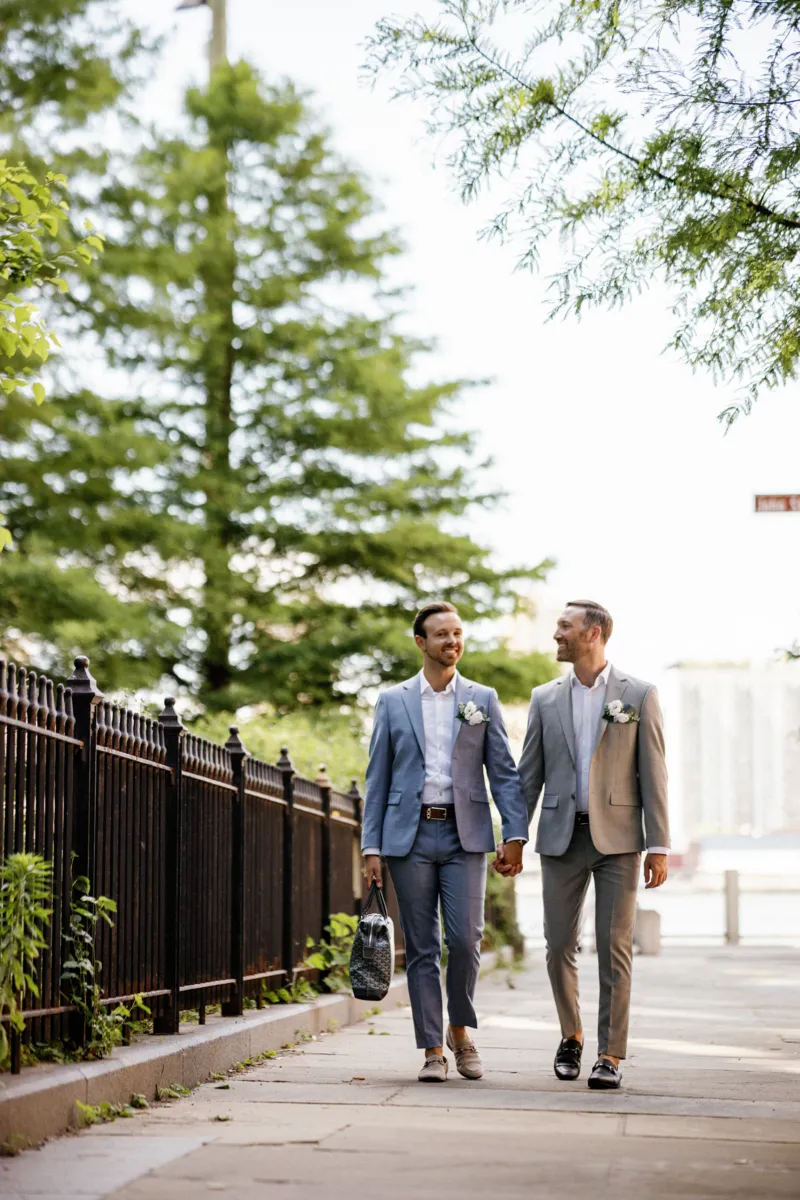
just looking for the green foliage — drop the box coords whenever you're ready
[0,1,149,133]
[156,1083,192,1101]
[262,912,360,1007]
[0,162,104,551]
[76,1099,136,1126]
[0,60,551,706]
[61,873,149,1059]
[303,913,360,994]
[193,707,370,788]
[483,865,524,959]
[369,0,800,422]
[0,854,53,1066]
[0,0,142,553]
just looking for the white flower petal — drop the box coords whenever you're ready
[468,711,484,726]
[616,713,630,723]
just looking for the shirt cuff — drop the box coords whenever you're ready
[498,837,528,846]
[362,848,381,857]
[646,847,669,855]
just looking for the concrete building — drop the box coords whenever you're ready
[662,661,800,846]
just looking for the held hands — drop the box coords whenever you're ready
[643,853,668,889]
[491,841,524,878]
[363,854,383,890]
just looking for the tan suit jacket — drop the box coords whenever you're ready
[518,666,670,856]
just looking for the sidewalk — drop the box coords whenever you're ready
[2,947,799,1199]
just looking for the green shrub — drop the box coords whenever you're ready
[0,854,53,1066]
[61,873,149,1058]
[303,913,359,993]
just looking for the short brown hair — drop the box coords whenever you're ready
[413,601,458,639]
[567,599,613,643]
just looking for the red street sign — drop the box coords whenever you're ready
[755,495,800,512]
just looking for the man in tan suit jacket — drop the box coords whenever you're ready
[511,600,669,1090]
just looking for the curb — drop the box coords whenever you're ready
[0,978,409,1150]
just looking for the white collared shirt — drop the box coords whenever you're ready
[570,663,668,855]
[420,668,457,805]
[571,662,612,814]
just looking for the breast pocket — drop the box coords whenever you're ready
[542,792,559,809]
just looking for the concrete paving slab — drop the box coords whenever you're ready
[623,1113,800,1143]
[0,1136,204,1196]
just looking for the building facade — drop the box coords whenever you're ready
[663,661,800,845]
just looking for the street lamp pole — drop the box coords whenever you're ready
[209,0,228,75]
[176,0,228,80]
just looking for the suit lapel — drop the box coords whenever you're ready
[555,675,576,764]
[452,674,474,748]
[401,677,425,758]
[593,666,628,755]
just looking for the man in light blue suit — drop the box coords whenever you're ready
[362,601,529,1082]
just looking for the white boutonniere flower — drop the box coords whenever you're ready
[603,700,639,724]
[458,700,490,727]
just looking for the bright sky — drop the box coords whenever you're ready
[126,0,800,689]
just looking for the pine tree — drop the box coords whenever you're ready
[0,63,553,707]
[0,0,147,134]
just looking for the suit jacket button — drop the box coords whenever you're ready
[571,793,576,800]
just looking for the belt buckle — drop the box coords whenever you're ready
[426,806,447,821]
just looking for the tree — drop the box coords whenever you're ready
[0,63,554,708]
[0,163,103,551]
[0,0,149,552]
[0,0,148,135]
[369,0,800,423]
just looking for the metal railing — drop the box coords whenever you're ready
[0,654,405,1071]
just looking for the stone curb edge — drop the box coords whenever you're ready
[0,977,410,1150]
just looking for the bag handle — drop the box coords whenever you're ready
[363,879,389,919]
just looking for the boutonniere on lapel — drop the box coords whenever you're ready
[457,700,490,727]
[603,700,640,724]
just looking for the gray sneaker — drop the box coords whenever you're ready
[418,1054,449,1083]
[446,1028,484,1079]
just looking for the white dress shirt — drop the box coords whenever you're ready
[570,664,668,855]
[420,669,457,806]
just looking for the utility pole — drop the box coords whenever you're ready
[176,0,228,80]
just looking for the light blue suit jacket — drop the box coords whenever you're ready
[361,673,530,857]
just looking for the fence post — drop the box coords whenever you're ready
[348,779,363,914]
[222,726,248,1017]
[317,765,332,938]
[67,657,103,883]
[154,697,185,1035]
[725,870,740,946]
[278,746,295,982]
[66,656,103,1048]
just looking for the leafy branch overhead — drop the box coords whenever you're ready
[368,0,800,421]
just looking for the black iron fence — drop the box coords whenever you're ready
[0,654,406,1072]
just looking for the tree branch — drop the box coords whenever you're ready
[465,33,800,233]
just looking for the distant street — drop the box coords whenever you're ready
[2,947,799,1198]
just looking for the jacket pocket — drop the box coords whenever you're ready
[387,790,402,806]
[470,788,490,804]
[609,791,640,807]
[541,792,559,809]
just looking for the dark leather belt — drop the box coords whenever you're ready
[575,812,591,826]
[421,805,456,821]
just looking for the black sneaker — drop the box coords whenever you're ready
[554,1036,583,1081]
